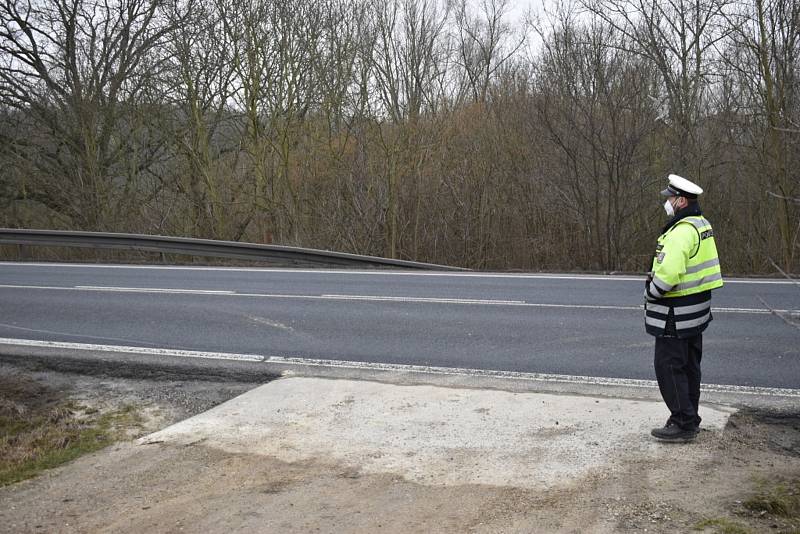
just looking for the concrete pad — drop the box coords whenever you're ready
[140,377,735,489]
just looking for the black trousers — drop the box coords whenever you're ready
[654,334,702,430]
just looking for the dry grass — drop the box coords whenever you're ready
[0,372,143,487]
[694,517,751,534]
[742,477,800,518]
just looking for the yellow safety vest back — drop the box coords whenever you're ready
[644,215,723,337]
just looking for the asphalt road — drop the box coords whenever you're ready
[1,262,798,388]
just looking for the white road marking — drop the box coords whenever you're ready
[75,285,235,295]
[321,294,525,305]
[1,337,798,398]
[0,261,796,284]
[0,323,174,347]
[715,307,797,314]
[0,283,796,314]
[247,316,293,331]
[0,337,263,362]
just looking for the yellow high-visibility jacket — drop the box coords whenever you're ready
[644,209,723,337]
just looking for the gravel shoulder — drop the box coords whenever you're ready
[1,363,799,534]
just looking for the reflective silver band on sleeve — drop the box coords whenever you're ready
[651,275,672,293]
[645,316,666,329]
[646,283,663,300]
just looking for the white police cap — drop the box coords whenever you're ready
[660,174,703,199]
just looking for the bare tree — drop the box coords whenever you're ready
[370,0,449,123]
[159,0,244,239]
[533,9,662,270]
[721,0,800,272]
[303,0,386,254]
[0,0,176,230]
[217,0,337,245]
[369,0,449,258]
[580,0,733,170]
[452,0,524,104]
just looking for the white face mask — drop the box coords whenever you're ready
[664,199,675,217]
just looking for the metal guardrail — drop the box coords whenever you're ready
[0,229,468,271]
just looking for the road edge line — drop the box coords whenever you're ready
[0,338,798,404]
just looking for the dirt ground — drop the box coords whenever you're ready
[1,365,799,534]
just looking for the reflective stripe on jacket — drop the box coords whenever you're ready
[644,210,723,337]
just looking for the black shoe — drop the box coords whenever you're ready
[650,422,698,442]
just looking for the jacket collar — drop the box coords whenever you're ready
[662,202,703,234]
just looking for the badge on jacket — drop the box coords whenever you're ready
[655,244,665,264]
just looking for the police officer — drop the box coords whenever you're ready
[645,174,723,442]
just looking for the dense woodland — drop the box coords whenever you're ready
[1,0,798,273]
